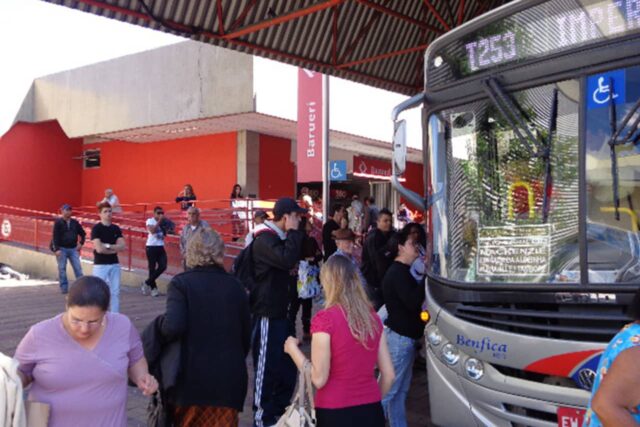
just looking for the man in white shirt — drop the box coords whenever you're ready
[142,206,167,297]
[98,188,123,213]
[244,210,270,247]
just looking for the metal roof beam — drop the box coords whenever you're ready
[338,3,385,64]
[217,0,225,35]
[73,0,414,92]
[422,0,451,31]
[338,44,428,69]
[222,0,344,40]
[355,0,443,34]
[457,0,466,26]
[331,5,340,65]
[229,0,258,32]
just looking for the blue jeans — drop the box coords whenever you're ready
[57,247,83,291]
[382,328,417,427]
[92,264,121,312]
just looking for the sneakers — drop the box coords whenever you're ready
[151,288,160,297]
[141,283,150,295]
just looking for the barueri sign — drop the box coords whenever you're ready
[297,68,323,183]
[477,224,551,276]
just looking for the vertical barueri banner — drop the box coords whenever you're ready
[297,68,323,183]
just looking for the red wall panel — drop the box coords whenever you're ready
[81,132,238,208]
[0,121,82,212]
[259,134,295,199]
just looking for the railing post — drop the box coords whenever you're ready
[34,219,39,251]
[128,233,133,271]
[245,198,250,236]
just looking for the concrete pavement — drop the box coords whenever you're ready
[0,278,432,426]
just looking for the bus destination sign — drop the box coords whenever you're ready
[458,0,640,74]
[477,224,551,277]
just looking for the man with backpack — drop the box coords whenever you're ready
[243,197,305,427]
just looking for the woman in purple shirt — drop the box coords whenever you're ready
[14,276,158,427]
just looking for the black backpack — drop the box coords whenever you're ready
[232,241,257,292]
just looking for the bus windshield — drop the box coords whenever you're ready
[427,80,581,283]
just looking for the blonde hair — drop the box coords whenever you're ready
[320,255,379,347]
[186,227,225,269]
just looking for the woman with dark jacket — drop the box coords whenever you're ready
[175,184,197,211]
[161,227,251,426]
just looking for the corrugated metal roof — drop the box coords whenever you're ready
[41,0,510,94]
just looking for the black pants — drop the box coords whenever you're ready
[288,297,312,335]
[145,246,167,290]
[251,317,297,427]
[316,402,385,427]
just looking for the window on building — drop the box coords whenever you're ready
[84,149,101,169]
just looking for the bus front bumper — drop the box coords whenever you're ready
[426,347,588,427]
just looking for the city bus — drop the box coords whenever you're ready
[391,0,640,426]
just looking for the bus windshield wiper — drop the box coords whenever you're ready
[483,78,558,223]
[607,79,640,221]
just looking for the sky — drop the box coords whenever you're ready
[0,0,422,148]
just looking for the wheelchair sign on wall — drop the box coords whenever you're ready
[329,160,347,182]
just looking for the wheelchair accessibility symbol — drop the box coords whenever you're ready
[592,77,619,105]
[587,70,625,110]
[330,160,347,182]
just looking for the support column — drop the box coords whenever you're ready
[237,130,260,197]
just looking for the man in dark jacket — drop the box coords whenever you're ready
[51,204,86,294]
[361,208,395,309]
[321,203,344,261]
[250,197,305,427]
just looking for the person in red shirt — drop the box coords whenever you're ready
[285,255,396,427]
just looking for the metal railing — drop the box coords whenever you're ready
[0,200,276,275]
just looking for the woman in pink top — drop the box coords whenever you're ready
[285,255,395,427]
[14,276,158,427]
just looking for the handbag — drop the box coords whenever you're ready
[297,261,320,299]
[276,360,316,427]
[25,401,50,427]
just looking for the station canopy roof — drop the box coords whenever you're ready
[42,0,509,95]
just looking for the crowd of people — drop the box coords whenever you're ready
[18,186,431,427]
[5,186,640,427]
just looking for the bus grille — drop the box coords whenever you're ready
[450,302,629,341]
[503,404,558,426]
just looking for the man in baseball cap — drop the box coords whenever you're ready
[249,197,306,426]
[272,197,308,217]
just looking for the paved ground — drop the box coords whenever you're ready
[0,278,432,426]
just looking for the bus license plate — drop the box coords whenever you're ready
[557,407,585,427]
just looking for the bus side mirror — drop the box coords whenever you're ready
[393,119,407,176]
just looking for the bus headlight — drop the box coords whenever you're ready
[427,329,442,346]
[441,343,460,365]
[464,358,484,380]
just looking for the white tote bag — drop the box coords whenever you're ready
[276,360,316,427]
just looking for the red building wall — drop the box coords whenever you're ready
[81,132,238,208]
[0,121,82,212]
[259,134,295,199]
